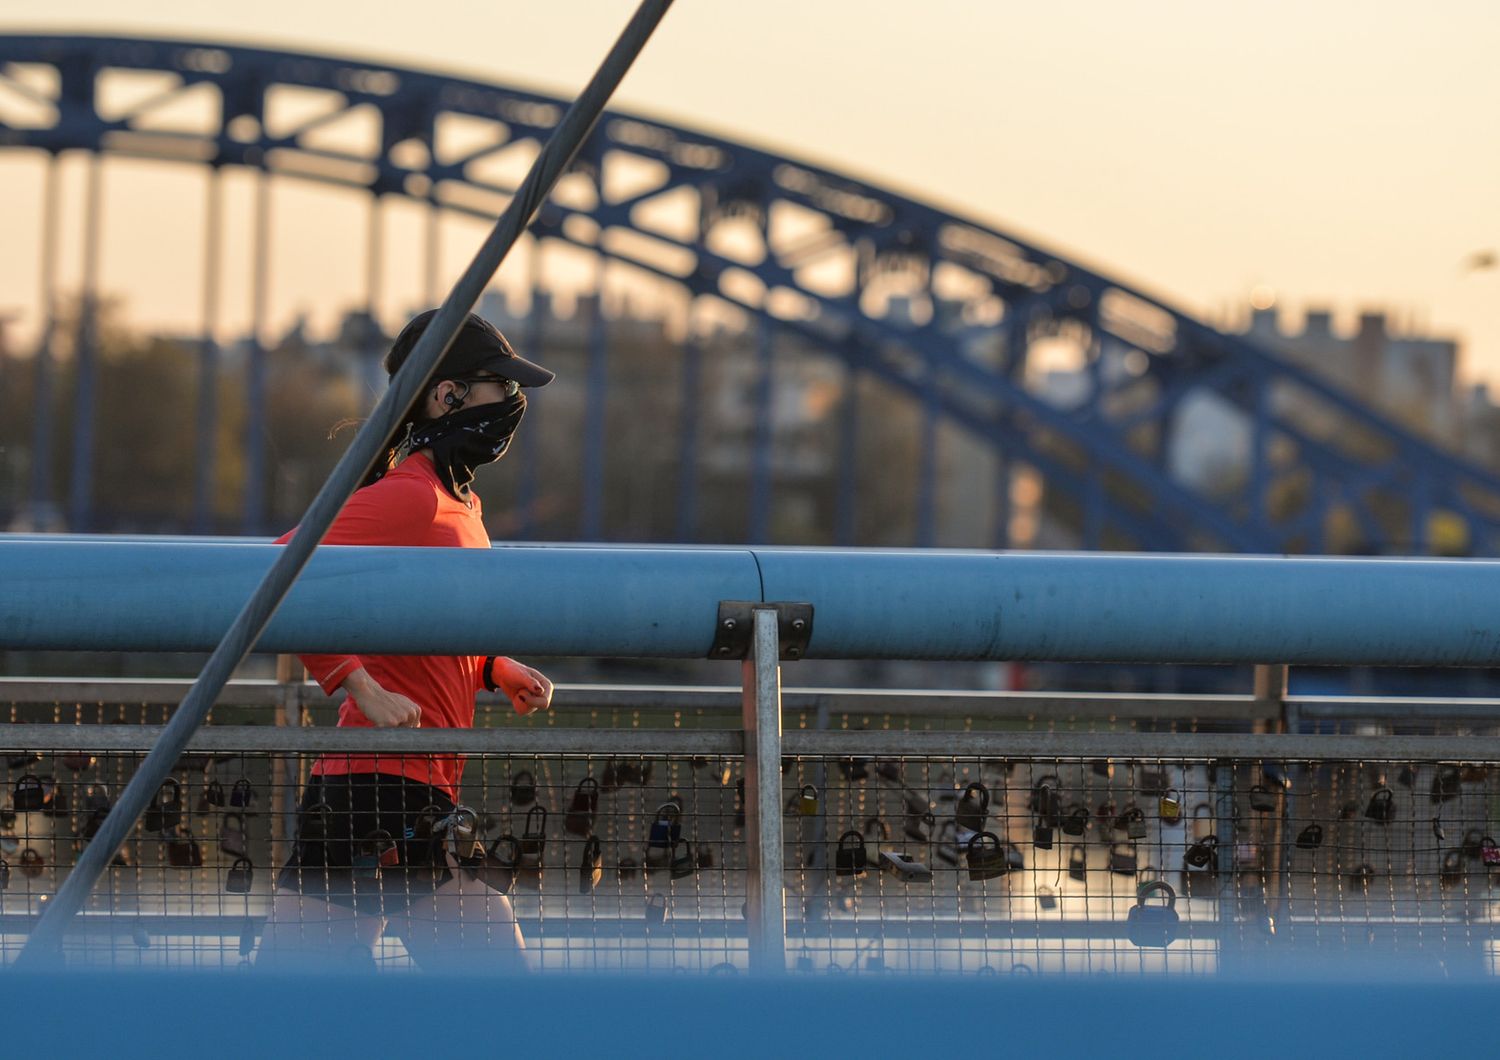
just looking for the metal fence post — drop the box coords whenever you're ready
[742,607,786,973]
[1255,664,1293,931]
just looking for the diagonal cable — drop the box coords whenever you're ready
[14,0,673,967]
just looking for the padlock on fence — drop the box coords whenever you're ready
[510,770,537,807]
[1029,774,1062,828]
[1096,799,1118,832]
[645,801,682,870]
[467,834,519,895]
[669,839,696,880]
[13,774,50,814]
[229,779,256,809]
[563,777,599,837]
[1184,834,1218,871]
[1365,787,1396,825]
[1348,863,1376,892]
[1159,789,1182,824]
[797,785,819,817]
[835,830,867,878]
[1463,829,1485,860]
[1033,821,1054,850]
[1116,806,1149,841]
[1126,880,1180,948]
[954,782,990,833]
[80,784,111,840]
[19,848,44,878]
[1037,885,1058,911]
[435,806,483,861]
[197,780,225,813]
[517,805,547,868]
[221,812,249,859]
[144,778,184,834]
[879,850,933,883]
[1440,849,1464,888]
[59,753,96,773]
[166,834,204,869]
[1247,784,1278,813]
[578,835,603,894]
[1397,764,1417,788]
[1061,804,1090,837]
[644,893,669,925]
[0,858,8,891]
[965,831,1009,882]
[1482,837,1500,867]
[1431,765,1461,804]
[615,760,651,788]
[225,857,254,894]
[1068,845,1087,882]
[1109,842,1139,875]
[1191,803,1213,841]
[352,829,398,881]
[1138,767,1171,797]
[1295,823,1323,850]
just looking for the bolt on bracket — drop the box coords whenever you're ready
[709,601,814,661]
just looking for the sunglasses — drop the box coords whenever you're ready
[457,374,521,398]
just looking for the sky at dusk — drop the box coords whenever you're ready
[1,0,1496,383]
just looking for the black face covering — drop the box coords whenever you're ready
[396,392,526,498]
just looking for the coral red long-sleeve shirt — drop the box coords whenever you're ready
[275,451,490,799]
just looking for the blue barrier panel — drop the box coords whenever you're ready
[1,970,1494,1059]
[3,538,1500,663]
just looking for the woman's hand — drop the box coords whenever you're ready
[493,658,554,717]
[344,668,422,728]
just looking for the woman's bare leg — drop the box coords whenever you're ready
[394,873,528,974]
[255,889,386,968]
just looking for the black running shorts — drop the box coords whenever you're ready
[276,773,457,916]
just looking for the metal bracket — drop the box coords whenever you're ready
[709,601,814,661]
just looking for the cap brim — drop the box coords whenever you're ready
[484,353,555,388]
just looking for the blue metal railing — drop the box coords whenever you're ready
[3,539,1499,665]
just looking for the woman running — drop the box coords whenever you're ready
[257,309,555,971]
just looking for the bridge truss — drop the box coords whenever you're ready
[2,34,1497,553]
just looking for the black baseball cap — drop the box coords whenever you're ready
[384,309,554,387]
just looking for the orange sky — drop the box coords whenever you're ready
[1,0,1497,384]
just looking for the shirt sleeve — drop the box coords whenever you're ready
[275,474,441,693]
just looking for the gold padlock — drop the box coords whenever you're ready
[798,784,819,816]
[1159,789,1182,824]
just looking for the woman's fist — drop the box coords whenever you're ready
[344,669,422,728]
[494,658,554,717]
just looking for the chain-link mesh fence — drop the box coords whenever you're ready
[2,677,1499,975]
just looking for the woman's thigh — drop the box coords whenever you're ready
[394,873,528,974]
[256,889,386,967]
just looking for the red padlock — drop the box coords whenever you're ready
[1481,836,1500,867]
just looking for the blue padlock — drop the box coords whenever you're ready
[1126,880,1180,948]
[645,801,682,870]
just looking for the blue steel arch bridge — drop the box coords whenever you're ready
[2,33,1498,554]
